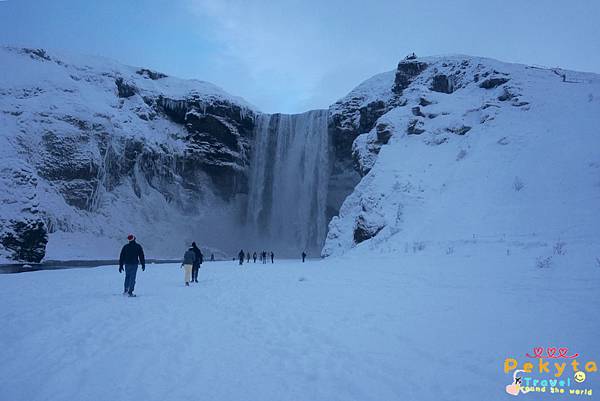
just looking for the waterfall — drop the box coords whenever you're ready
[246,110,330,254]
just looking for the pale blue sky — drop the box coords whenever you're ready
[1,0,599,113]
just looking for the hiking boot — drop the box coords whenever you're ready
[128,293,136,297]
[185,282,189,287]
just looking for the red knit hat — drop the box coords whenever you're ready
[127,234,135,241]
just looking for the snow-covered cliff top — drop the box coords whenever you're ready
[0,46,256,110]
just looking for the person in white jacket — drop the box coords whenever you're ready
[181,246,196,287]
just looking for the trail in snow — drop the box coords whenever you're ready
[1,245,599,401]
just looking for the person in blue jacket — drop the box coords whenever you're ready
[119,234,145,297]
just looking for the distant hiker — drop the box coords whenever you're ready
[210,253,215,262]
[302,251,306,263]
[262,251,267,264]
[253,252,257,263]
[246,252,250,263]
[270,251,274,264]
[238,249,245,266]
[119,234,145,297]
[182,246,196,286]
[191,242,203,283]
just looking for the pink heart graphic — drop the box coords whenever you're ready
[506,384,519,396]
[547,347,557,358]
[526,347,544,358]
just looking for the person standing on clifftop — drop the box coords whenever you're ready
[119,234,145,297]
[270,251,274,264]
[253,252,257,263]
[302,251,306,263]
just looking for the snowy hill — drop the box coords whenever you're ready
[0,47,256,263]
[324,55,600,261]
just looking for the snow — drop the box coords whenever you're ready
[1,247,598,401]
[330,70,396,115]
[0,46,256,262]
[324,55,600,257]
[0,46,255,109]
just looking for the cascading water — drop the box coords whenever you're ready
[246,110,330,254]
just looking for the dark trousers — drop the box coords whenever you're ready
[192,264,200,281]
[124,264,138,294]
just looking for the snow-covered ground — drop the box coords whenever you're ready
[1,245,598,401]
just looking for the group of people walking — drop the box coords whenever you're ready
[118,234,309,296]
[237,250,274,265]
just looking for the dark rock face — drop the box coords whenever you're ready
[411,106,426,117]
[351,121,397,177]
[115,78,137,98]
[34,93,255,214]
[0,166,48,263]
[407,119,425,135]
[186,114,239,150]
[357,100,387,134]
[430,74,455,94]
[480,77,510,89]
[419,97,433,107]
[136,68,168,80]
[393,60,428,94]
[353,215,383,244]
[375,122,393,144]
[327,99,390,217]
[33,131,99,210]
[155,96,254,199]
[22,48,52,62]
[498,88,516,101]
[447,125,472,135]
[328,99,388,171]
[0,220,48,263]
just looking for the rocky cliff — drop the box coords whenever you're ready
[0,47,256,262]
[323,55,600,256]
[2,47,598,262]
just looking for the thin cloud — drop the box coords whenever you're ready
[185,0,600,113]
[185,0,394,113]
